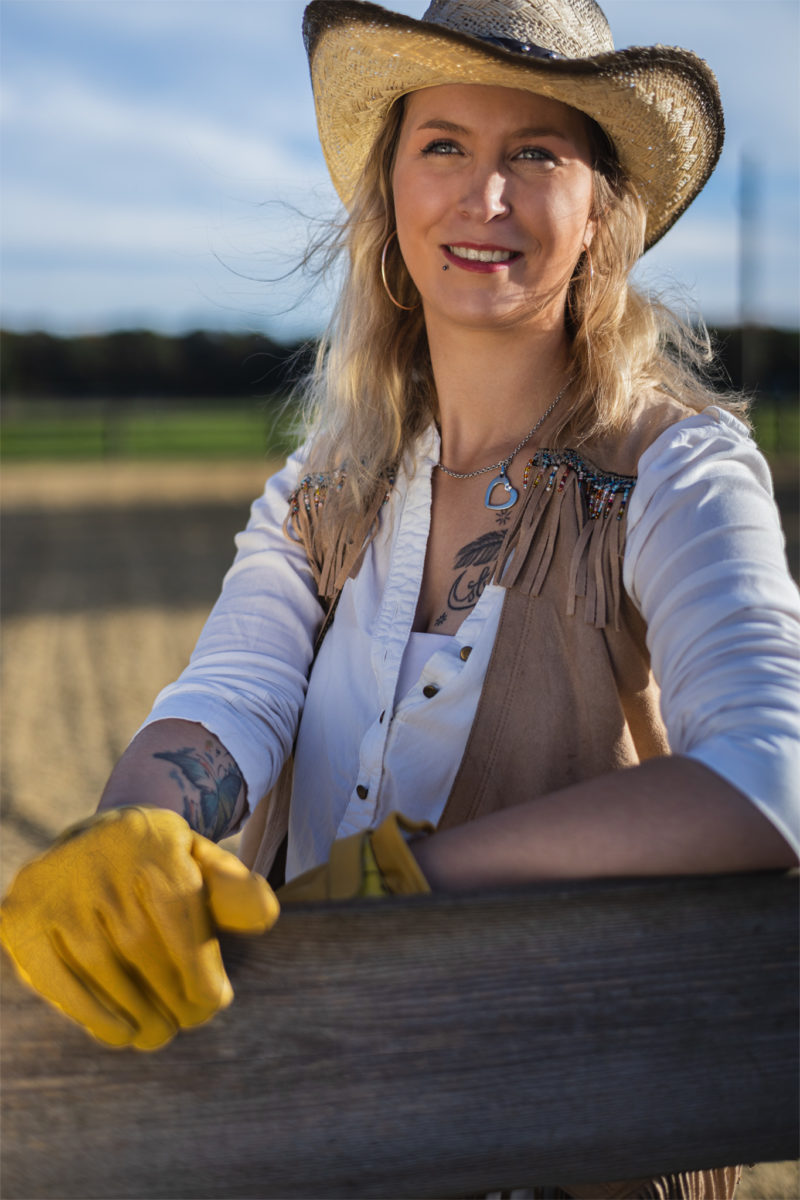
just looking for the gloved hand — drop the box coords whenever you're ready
[278,811,433,903]
[0,806,279,1051]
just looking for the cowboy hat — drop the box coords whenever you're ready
[303,0,724,250]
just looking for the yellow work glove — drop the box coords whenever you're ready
[0,806,279,1051]
[278,811,433,903]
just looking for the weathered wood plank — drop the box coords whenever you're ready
[2,873,797,1199]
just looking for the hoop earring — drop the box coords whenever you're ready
[380,231,418,311]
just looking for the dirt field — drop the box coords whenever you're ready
[1,459,277,885]
[1,458,797,1199]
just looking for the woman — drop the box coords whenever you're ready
[2,1,798,1192]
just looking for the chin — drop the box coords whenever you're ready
[430,295,549,333]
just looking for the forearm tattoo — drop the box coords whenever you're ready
[153,741,244,840]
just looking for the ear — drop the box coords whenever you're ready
[583,216,597,249]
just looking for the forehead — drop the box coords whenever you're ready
[401,83,592,147]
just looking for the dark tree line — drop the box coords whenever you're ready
[0,330,315,402]
[0,326,796,403]
[711,326,798,400]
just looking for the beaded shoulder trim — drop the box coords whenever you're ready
[288,468,396,519]
[522,448,636,521]
[289,471,345,518]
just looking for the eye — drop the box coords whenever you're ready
[514,145,557,163]
[421,138,462,156]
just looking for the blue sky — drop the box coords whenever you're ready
[1,0,798,341]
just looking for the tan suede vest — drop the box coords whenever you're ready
[241,396,685,878]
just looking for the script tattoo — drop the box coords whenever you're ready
[447,530,505,612]
[153,742,244,840]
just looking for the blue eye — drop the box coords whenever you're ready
[421,139,461,156]
[516,146,555,162]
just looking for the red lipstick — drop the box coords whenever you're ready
[442,242,522,273]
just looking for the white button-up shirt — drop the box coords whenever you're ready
[144,408,800,875]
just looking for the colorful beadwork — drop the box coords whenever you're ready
[288,471,345,518]
[288,469,395,518]
[521,449,635,520]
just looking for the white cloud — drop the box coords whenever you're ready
[2,70,323,190]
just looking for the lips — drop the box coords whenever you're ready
[446,244,520,263]
[441,242,522,272]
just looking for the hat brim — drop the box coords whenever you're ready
[303,0,724,251]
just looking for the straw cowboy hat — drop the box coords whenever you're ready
[303,0,724,250]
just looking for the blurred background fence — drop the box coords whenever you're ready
[1,397,298,461]
[2,324,797,459]
[2,325,797,572]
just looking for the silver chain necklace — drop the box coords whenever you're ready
[437,379,572,511]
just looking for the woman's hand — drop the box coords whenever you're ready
[0,806,279,1050]
[278,812,433,902]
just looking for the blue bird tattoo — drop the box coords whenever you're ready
[153,744,243,841]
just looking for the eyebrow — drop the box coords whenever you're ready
[415,118,572,141]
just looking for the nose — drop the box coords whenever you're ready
[460,166,510,222]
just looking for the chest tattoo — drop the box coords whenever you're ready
[447,529,505,612]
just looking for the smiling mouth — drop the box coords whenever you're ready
[446,245,520,263]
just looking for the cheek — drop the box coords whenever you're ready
[391,172,412,233]
[393,166,441,238]
[539,181,594,249]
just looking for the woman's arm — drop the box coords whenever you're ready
[130,446,324,815]
[96,450,323,841]
[412,755,797,891]
[417,411,799,890]
[622,408,800,857]
[97,719,247,841]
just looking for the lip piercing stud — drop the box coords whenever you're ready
[442,264,449,271]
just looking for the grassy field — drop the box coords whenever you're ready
[1,400,300,460]
[750,401,799,460]
[1,455,797,1197]
[2,396,797,460]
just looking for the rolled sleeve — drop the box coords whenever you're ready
[141,446,324,809]
[624,407,800,854]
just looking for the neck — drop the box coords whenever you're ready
[427,317,572,474]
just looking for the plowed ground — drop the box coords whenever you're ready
[1,460,277,886]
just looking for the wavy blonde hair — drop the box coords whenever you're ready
[297,95,746,539]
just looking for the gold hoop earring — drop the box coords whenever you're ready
[380,231,418,311]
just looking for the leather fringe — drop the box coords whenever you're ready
[284,469,394,604]
[493,450,636,632]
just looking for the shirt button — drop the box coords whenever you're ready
[460,645,472,661]
[422,684,439,698]
[356,784,369,800]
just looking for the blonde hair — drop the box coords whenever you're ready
[297,95,746,539]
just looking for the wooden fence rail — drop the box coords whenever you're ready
[2,872,797,1199]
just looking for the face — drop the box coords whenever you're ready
[391,84,596,334]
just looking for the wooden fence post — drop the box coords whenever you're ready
[2,872,797,1199]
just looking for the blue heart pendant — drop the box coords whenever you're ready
[484,466,519,511]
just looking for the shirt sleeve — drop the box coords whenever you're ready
[623,406,800,855]
[140,446,324,811]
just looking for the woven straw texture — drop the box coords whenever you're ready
[426,0,615,57]
[303,0,724,250]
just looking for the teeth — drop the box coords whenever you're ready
[448,246,516,263]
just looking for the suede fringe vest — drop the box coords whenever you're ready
[240,398,685,877]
